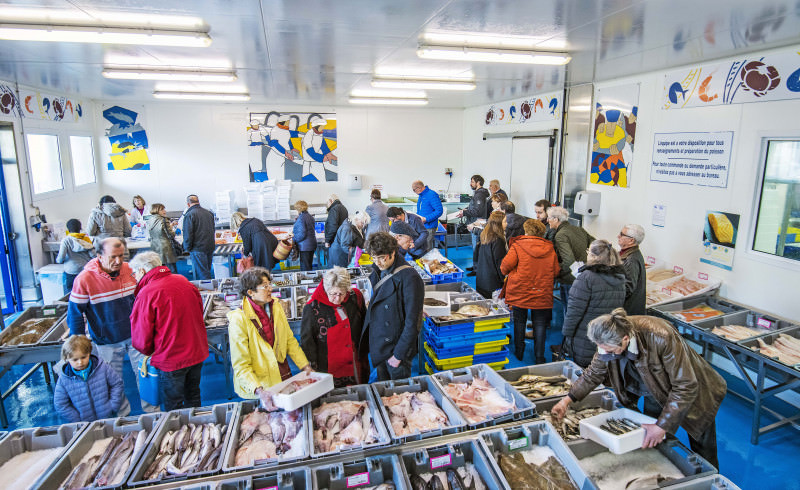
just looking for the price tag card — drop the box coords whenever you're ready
[697,272,709,281]
[508,436,529,451]
[757,317,776,329]
[430,454,452,470]
[673,266,684,275]
[646,256,656,265]
[346,472,370,488]
[43,308,56,316]
[224,293,238,302]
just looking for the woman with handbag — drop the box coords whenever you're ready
[145,203,179,273]
[228,267,312,403]
[328,211,369,267]
[233,212,279,271]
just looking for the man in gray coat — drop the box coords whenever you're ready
[547,206,594,312]
[618,224,647,315]
[182,194,216,279]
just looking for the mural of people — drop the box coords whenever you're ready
[590,84,639,188]
[301,113,338,182]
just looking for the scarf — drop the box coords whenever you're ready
[247,297,275,346]
[66,231,92,246]
[72,358,93,381]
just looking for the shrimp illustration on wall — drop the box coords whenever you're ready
[103,105,150,170]
[590,83,640,188]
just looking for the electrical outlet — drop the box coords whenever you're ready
[444,167,453,176]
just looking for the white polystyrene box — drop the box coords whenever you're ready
[266,371,334,411]
[422,292,451,317]
[579,407,657,455]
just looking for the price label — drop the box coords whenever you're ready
[430,454,452,470]
[662,287,672,296]
[697,272,708,281]
[43,308,56,316]
[646,256,656,265]
[673,266,684,275]
[224,294,238,302]
[346,472,370,487]
[757,317,775,329]
[508,436,529,451]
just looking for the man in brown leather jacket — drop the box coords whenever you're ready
[551,308,726,468]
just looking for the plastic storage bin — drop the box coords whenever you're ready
[739,325,800,369]
[497,360,601,402]
[215,467,312,490]
[424,343,509,372]
[579,407,657,455]
[400,438,505,490]
[693,309,794,343]
[0,304,68,349]
[38,263,67,305]
[313,454,408,490]
[651,296,746,325]
[266,371,334,411]
[0,422,87,489]
[665,474,741,489]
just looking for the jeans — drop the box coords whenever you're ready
[641,395,720,470]
[96,339,158,414]
[375,359,411,381]
[65,273,78,291]
[559,283,571,316]
[512,307,551,363]
[159,362,203,411]
[190,251,213,279]
[299,251,314,271]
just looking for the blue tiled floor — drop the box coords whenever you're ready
[1,243,797,488]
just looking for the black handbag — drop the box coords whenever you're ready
[171,238,184,257]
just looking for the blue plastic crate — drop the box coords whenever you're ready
[424,345,510,371]
[314,222,325,233]
[424,336,509,359]
[423,315,510,337]
[424,324,511,350]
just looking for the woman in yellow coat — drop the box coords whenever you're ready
[227,267,310,400]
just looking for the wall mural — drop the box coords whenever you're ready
[483,91,561,126]
[662,48,800,109]
[246,111,338,182]
[0,84,22,118]
[591,84,639,188]
[19,88,83,122]
[102,105,150,170]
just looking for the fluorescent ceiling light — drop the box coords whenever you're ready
[0,24,211,47]
[153,91,250,101]
[417,45,570,65]
[0,8,206,29]
[350,88,426,98]
[423,30,567,50]
[349,96,428,106]
[371,77,475,91]
[103,67,236,82]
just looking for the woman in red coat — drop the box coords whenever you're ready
[500,219,560,363]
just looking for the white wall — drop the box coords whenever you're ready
[581,50,799,320]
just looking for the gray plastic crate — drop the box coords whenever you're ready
[222,400,309,472]
[534,389,621,442]
[693,310,794,343]
[126,403,236,487]
[569,437,717,487]
[480,420,594,490]
[0,422,86,488]
[498,360,602,402]
[0,304,68,348]
[371,375,468,443]
[651,297,746,325]
[214,467,312,490]
[664,474,741,489]
[739,325,800,369]
[308,384,392,458]
[425,282,478,294]
[431,363,536,429]
[313,454,408,490]
[36,413,163,490]
[401,438,505,490]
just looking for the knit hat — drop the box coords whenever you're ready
[390,220,418,239]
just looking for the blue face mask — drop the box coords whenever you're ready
[597,350,637,362]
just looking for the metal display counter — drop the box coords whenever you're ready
[650,295,800,444]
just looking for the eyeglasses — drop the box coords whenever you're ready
[328,291,348,298]
[618,232,634,240]
[254,284,272,291]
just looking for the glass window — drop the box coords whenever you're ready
[753,140,800,262]
[69,135,96,186]
[25,134,63,194]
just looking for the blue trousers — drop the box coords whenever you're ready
[190,250,213,279]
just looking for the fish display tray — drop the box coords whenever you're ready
[497,360,603,402]
[646,271,722,308]
[665,474,741,489]
[424,343,509,371]
[650,297,747,325]
[127,403,237,487]
[423,292,451,317]
[423,333,510,359]
[412,262,433,284]
[203,293,241,330]
[307,384,392,459]
[37,413,163,490]
[431,364,536,429]
[0,304,68,349]
[266,371,334,411]
[568,437,717,487]
[480,420,593,490]
[423,305,511,331]
[738,325,800,369]
[534,389,621,418]
[424,282,479,294]
[313,453,408,490]
[579,408,657,455]
[400,437,505,489]
[691,309,794,343]
[371,375,468,443]
[222,400,310,473]
[0,422,87,486]
[214,467,312,490]
[416,258,464,284]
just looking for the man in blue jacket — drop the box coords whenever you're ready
[412,180,443,252]
[387,207,429,259]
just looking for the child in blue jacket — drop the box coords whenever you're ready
[54,335,124,422]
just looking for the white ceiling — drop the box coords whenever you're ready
[0,0,799,107]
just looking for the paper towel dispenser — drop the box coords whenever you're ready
[347,174,363,190]
[574,190,601,216]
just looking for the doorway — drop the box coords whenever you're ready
[508,133,556,218]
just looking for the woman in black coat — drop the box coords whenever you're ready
[473,211,507,299]
[561,239,627,367]
[329,212,368,267]
[235,213,279,270]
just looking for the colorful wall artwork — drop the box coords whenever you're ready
[19,88,83,122]
[702,210,740,271]
[662,48,800,109]
[591,84,639,188]
[246,112,337,182]
[102,105,150,171]
[484,91,561,126]
[0,84,22,118]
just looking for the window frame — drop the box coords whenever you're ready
[24,132,65,198]
[24,127,99,201]
[747,134,800,272]
[67,133,98,190]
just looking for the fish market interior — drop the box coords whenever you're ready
[0,0,798,488]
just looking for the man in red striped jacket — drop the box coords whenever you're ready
[67,237,155,414]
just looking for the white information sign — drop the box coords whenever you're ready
[650,131,733,188]
[652,204,667,228]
